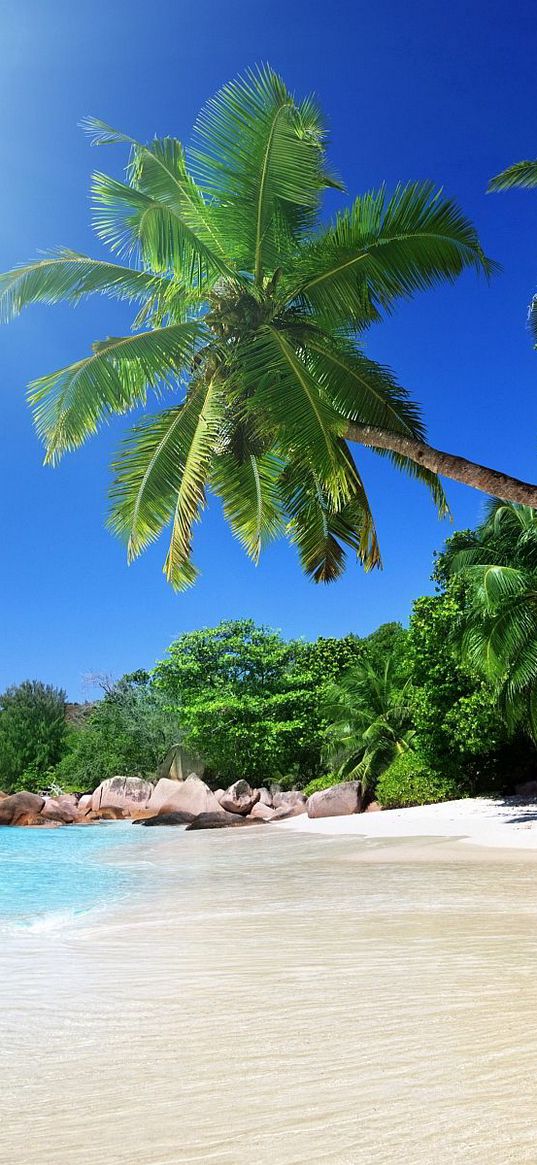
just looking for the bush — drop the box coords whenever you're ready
[302,772,340,797]
[376,752,466,809]
[0,680,67,793]
[55,674,180,791]
[153,621,326,784]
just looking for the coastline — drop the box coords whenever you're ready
[4,824,537,1164]
[278,796,537,855]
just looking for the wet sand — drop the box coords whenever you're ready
[2,825,537,1164]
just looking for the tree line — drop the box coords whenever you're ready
[2,499,536,804]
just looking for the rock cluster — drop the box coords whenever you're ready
[0,775,369,828]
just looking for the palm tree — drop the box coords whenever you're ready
[488,159,537,342]
[442,501,537,736]
[323,656,415,789]
[2,67,536,590]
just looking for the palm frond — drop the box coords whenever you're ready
[28,322,204,463]
[480,564,530,609]
[283,326,449,515]
[488,160,537,192]
[239,326,349,502]
[191,65,334,277]
[0,250,188,324]
[322,653,414,788]
[83,117,229,262]
[91,170,232,285]
[211,450,284,561]
[285,182,496,327]
[528,296,537,347]
[373,449,449,516]
[109,379,223,589]
[164,378,223,587]
[298,330,426,437]
[280,450,380,581]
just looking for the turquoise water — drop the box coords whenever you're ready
[0,821,163,929]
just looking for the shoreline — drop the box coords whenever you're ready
[4,822,537,1164]
[278,796,537,856]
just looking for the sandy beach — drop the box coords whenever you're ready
[279,795,537,854]
[3,817,537,1164]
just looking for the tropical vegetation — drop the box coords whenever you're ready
[0,681,67,793]
[2,66,537,605]
[489,157,537,340]
[321,647,414,790]
[440,501,537,740]
[55,671,180,790]
[4,503,537,807]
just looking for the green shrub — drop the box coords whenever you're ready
[302,772,340,797]
[376,752,466,809]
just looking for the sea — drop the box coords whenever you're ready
[1,823,537,1164]
[0,819,163,933]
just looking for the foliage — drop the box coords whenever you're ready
[403,586,512,791]
[0,681,67,794]
[302,772,343,797]
[322,651,414,791]
[376,752,465,809]
[298,633,363,685]
[488,160,537,342]
[360,622,407,672]
[153,619,325,784]
[0,67,494,590]
[438,502,537,740]
[54,672,180,790]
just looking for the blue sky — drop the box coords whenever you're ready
[0,0,536,698]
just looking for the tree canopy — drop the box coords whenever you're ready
[153,620,326,783]
[440,501,537,739]
[4,66,537,594]
[0,680,67,793]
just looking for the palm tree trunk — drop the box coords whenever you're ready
[346,423,537,508]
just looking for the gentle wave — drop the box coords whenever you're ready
[2,830,537,1164]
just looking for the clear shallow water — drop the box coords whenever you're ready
[0,821,166,929]
[1,827,537,1164]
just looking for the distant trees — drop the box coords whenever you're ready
[153,620,327,784]
[403,587,512,793]
[55,672,180,791]
[5,506,537,804]
[440,501,537,741]
[322,652,415,790]
[0,680,67,793]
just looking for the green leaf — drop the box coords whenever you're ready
[280,447,380,581]
[91,170,232,285]
[83,117,229,264]
[238,326,348,503]
[488,160,537,192]
[299,330,426,436]
[285,182,496,327]
[211,450,284,561]
[28,322,204,463]
[0,250,186,323]
[191,65,334,278]
[109,379,224,589]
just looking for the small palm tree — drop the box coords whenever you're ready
[442,501,537,736]
[489,159,537,341]
[323,656,415,789]
[2,67,535,590]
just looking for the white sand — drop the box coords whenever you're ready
[279,796,537,851]
[5,827,537,1164]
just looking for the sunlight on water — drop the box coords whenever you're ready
[0,821,164,931]
[1,827,537,1164]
